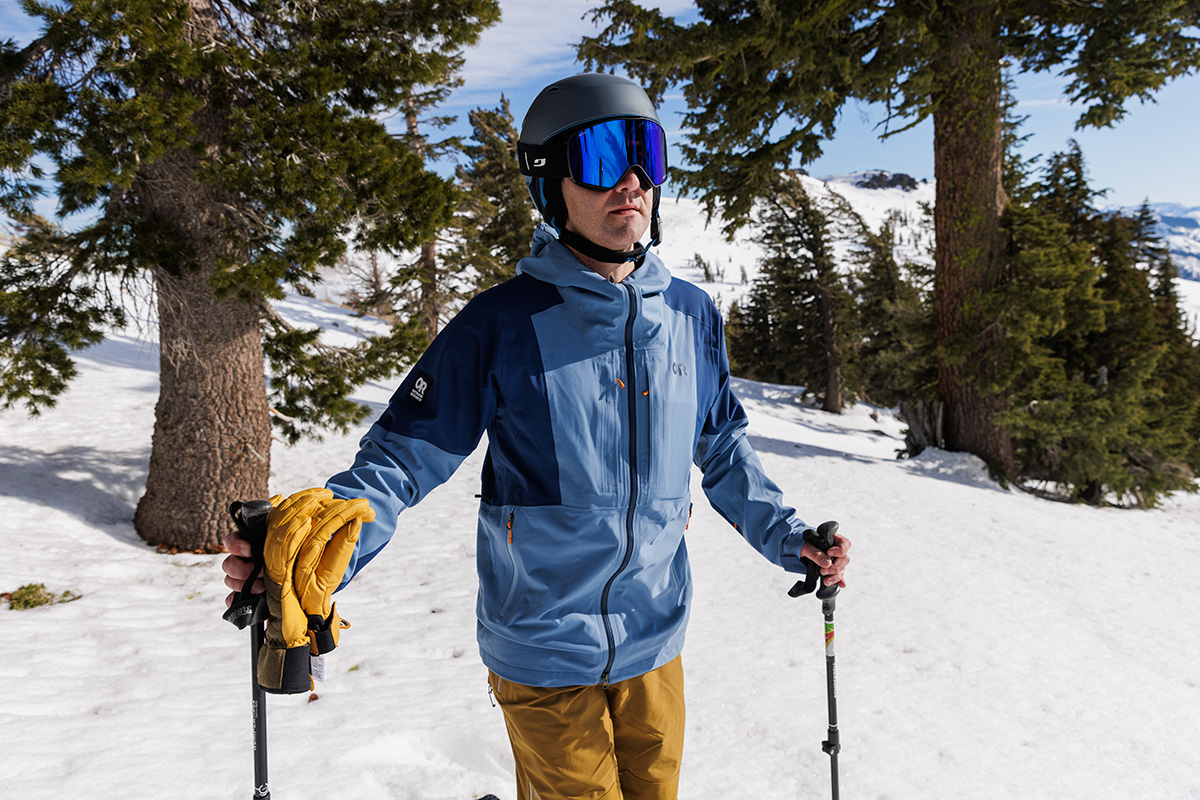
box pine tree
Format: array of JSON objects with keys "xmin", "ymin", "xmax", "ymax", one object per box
[
  {"xmin": 447, "ymin": 96, "xmax": 538, "ymax": 293},
  {"xmin": 1093, "ymin": 209, "xmax": 1200, "ymax": 505},
  {"xmin": 394, "ymin": 52, "xmax": 480, "ymax": 338},
  {"xmin": 1081, "ymin": 212, "xmax": 1173, "ymax": 505},
  {"xmin": 578, "ymin": 0, "xmax": 1200, "ymax": 479},
  {"xmin": 1146, "ymin": 234, "xmax": 1200, "ymax": 496},
  {"xmin": 994, "ymin": 206, "xmax": 1108, "ymax": 498},
  {"xmin": 1001, "ymin": 148, "xmax": 1200, "ymax": 506},
  {"xmin": 726, "ymin": 172, "xmax": 859, "ymax": 412},
  {"xmin": 996, "ymin": 138, "xmax": 1111, "ymax": 499},
  {"xmin": 851, "ymin": 211, "xmax": 933, "ymax": 410},
  {"xmin": 0, "ymin": 0, "xmax": 500, "ymax": 550}
]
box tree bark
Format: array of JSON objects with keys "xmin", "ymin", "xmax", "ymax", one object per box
[
  {"xmin": 132, "ymin": 0, "xmax": 271, "ymax": 551},
  {"xmin": 135, "ymin": 263, "xmax": 272, "ymax": 551},
  {"xmin": 407, "ymin": 101, "xmax": 441, "ymax": 338},
  {"xmin": 817, "ymin": 285, "xmax": 843, "ymax": 414},
  {"xmin": 417, "ymin": 238, "xmax": 439, "ymax": 337},
  {"xmin": 931, "ymin": 0, "xmax": 1015, "ymax": 478}
]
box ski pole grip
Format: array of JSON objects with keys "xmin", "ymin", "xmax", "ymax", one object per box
[
  {"xmin": 229, "ymin": 499, "xmax": 273, "ymax": 563},
  {"xmin": 787, "ymin": 520, "xmax": 840, "ymax": 599},
  {"xmin": 810, "ymin": 520, "xmax": 841, "ymax": 601},
  {"xmin": 223, "ymin": 499, "xmax": 274, "ymax": 630},
  {"xmin": 808, "ymin": 520, "xmax": 839, "ymax": 553}
]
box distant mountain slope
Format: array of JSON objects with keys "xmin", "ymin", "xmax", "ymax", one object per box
[
  {"xmin": 1148, "ymin": 203, "xmax": 1200, "ymax": 281},
  {"xmin": 655, "ymin": 171, "xmax": 1200, "ymax": 327}
]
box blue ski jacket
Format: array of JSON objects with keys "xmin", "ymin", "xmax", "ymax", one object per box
[{"xmin": 326, "ymin": 224, "xmax": 809, "ymax": 687}]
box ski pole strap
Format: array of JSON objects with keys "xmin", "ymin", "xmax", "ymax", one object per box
[
  {"xmin": 305, "ymin": 608, "xmax": 350, "ymax": 655},
  {"xmin": 223, "ymin": 499, "xmax": 273, "ymax": 630}
]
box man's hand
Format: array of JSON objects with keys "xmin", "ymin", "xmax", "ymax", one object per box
[
  {"xmin": 222, "ymin": 530, "xmax": 262, "ymax": 607},
  {"xmin": 798, "ymin": 533, "xmax": 851, "ymax": 589}
]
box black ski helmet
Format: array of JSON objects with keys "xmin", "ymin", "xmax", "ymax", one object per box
[{"xmin": 518, "ymin": 73, "xmax": 665, "ymax": 261}]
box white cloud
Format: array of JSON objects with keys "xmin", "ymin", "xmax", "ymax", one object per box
[{"xmin": 456, "ymin": 0, "xmax": 602, "ymax": 96}]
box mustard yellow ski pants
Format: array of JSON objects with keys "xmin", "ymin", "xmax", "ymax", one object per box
[{"xmin": 488, "ymin": 656, "xmax": 685, "ymax": 800}]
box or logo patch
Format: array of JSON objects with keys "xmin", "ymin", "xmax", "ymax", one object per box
[{"xmin": 408, "ymin": 371, "xmax": 433, "ymax": 406}]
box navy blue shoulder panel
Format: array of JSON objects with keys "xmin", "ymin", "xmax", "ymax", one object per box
[
  {"xmin": 478, "ymin": 274, "xmax": 564, "ymax": 506},
  {"xmin": 478, "ymin": 271, "xmax": 566, "ymax": 321},
  {"xmin": 662, "ymin": 275, "xmax": 719, "ymax": 324},
  {"xmin": 450, "ymin": 271, "xmax": 565, "ymax": 334},
  {"xmin": 381, "ymin": 273, "xmax": 563, "ymax": 458}
]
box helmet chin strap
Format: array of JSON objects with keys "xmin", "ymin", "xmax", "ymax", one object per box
[{"xmin": 558, "ymin": 226, "xmax": 651, "ymax": 265}]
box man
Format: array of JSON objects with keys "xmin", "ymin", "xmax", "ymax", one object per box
[{"xmin": 223, "ymin": 73, "xmax": 851, "ymax": 800}]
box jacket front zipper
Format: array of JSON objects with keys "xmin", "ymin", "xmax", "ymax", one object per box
[{"xmin": 600, "ymin": 282, "xmax": 640, "ymax": 686}]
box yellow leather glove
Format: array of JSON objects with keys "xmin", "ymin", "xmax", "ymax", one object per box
[
  {"xmin": 257, "ymin": 488, "xmax": 332, "ymax": 694},
  {"xmin": 294, "ymin": 497, "xmax": 373, "ymax": 655}
]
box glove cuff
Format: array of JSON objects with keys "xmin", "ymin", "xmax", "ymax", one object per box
[{"xmin": 257, "ymin": 643, "xmax": 312, "ymax": 695}]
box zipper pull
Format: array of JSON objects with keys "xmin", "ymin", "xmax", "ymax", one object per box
[{"xmin": 507, "ymin": 511, "xmax": 514, "ymax": 544}]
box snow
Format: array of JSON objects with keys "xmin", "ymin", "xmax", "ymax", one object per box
[{"xmin": 4, "ymin": 196, "xmax": 1200, "ymax": 799}]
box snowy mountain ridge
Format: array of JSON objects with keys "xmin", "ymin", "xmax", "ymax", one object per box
[
  {"xmin": 653, "ymin": 171, "xmax": 1200, "ymax": 327},
  {"xmin": 1148, "ymin": 202, "xmax": 1200, "ymax": 281}
]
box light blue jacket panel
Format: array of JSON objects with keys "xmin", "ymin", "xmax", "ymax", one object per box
[{"xmin": 326, "ymin": 225, "xmax": 809, "ymax": 686}]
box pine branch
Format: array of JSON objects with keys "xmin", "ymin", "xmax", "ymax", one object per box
[{"xmin": 0, "ymin": 37, "xmax": 50, "ymax": 98}]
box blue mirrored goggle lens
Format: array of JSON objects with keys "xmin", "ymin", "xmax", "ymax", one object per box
[{"xmin": 566, "ymin": 119, "xmax": 667, "ymax": 190}]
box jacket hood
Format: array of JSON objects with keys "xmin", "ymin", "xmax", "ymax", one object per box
[{"xmin": 516, "ymin": 224, "xmax": 671, "ymax": 298}]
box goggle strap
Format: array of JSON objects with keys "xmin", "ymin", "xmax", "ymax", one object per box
[{"xmin": 517, "ymin": 141, "xmax": 569, "ymax": 178}]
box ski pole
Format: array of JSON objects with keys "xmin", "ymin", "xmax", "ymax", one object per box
[
  {"xmin": 223, "ymin": 499, "xmax": 275, "ymax": 799},
  {"xmin": 788, "ymin": 520, "xmax": 842, "ymax": 800}
]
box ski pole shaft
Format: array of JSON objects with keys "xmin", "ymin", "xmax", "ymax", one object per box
[
  {"xmin": 822, "ymin": 610, "xmax": 840, "ymax": 800},
  {"xmin": 225, "ymin": 500, "xmax": 275, "ymax": 800},
  {"xmin": 787, "ymin": 520, "xmax": 843, "ymax": 800},
  {"xmin": 251, "ymin": 613, "xmax": 270, "ymax": 799}
]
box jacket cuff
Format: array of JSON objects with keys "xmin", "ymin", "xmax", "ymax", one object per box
[{"xmin": 780, "ymin": 530, "xmax": 809, "ymax": 574}]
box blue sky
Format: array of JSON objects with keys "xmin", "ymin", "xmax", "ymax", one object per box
[
  {"xmin": 441, "ymin": 1, "xmax": 1200, "ymax": 211},
  {"xmin": 4, "ymin": 0, "xmax": 1198, "ymax": 211}
]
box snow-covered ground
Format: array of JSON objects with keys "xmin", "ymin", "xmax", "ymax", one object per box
[
  {"xmin": 5, "ymin": 177, "xmax": 1200, "ymax": 798},
  {"xmin": 4, "ymin": 261, "xmax": 1200, "ymax": 799}
]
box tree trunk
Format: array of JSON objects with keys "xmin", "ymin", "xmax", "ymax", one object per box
[
  {"xmin": 930, "ymin": 0, "xmax": 1015, "ymax": 478},
  {"xmin": 135, "ymin": 263, "xmax": 272, "ymax": 551},
  {"xmin": 418, "ymin": 238, "xmax": 439, "ymax": 337},
  {"xmin": 407, "ymin": 101, "xmax": 440, "ymax": 338},
  {"xmin": 132, "ymin": 0, "xmax": 271, "ymax": 551},
  {"xmin": 818, "ymin": 286, "xmax": 843, "ymax": 414}
]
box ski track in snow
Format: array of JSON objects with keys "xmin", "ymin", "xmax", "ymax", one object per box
[{"xmin": 4, "ymin": 189, "xmax": 1200, "ymax": 799}]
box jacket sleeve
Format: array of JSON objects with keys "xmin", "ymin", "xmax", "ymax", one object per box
[
  {"xmin": 325, "ymin": 298, "xmax": 501, "ymax": 588},
  {"xmin": 692, "ymin": 311, "xmax": 809, "ymax": 575}
]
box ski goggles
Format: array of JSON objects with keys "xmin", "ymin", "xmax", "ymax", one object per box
[{"xmin": 518, "ymin": 118, "xmax": 668, "ymax": 190}]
